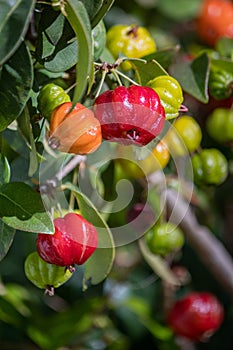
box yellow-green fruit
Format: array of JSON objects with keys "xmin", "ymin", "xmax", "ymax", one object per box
[
  {"xmin": 164, "ymin": 116, "xmax": 202, "ymax": 157},
  {"xmin": 191, "ymin": 148, "xmax": 228, "ymax": 186},
  {"xmin": 147, "ymin": 75, "xmax": 183, "ymax": 120},
  {"xmin": 145, "ymin": 222, "xmax": 184, "ymax": 256},
  {"xmin": 117, "ymin": 140, "xmax": 170, "ymax": 179},
  {"xmin": 206, "ymin": 108, "xmax": 233, "ymax": 143},
  {"xmin": 24, "ymin": 252, "xmax": 73, "ymax": 295},
  {"xmin": 174, "ymin": 116, "xmax": 202, "ymax": 152},
  {"xmin": 163, "ymin": 128, "xmax": 187, "ymax": 157},
  {"xmin": 106, "ymin": 24, "xmax": 156, "ymax": 71}
]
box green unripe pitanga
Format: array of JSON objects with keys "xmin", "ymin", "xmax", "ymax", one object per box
[
  {"xmin": 145, "ymin": 222, "xmax": 184, "ymax": 256},
  {"xmin": 37, "ymin": 83, "xmax": 71, "ymax": 120}
]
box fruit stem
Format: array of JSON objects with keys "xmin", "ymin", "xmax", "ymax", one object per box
[
  {"xmin": 40, "ymin": 155, "xmax": 86, "ymax": 194},
  {"xmin": 94, "ymin": 60, "xmax": 140, "ymax": 87},
  {"xmin": 65, "ymin": 82, "xmax": 77, "ymax": 94},
  {"xmin": 48, "ymin": 136, "xmax": 60, "ymax": 150},
  {"xmin": 45, "ymin": 285, "xmax": 55, "ymax": 296},
  {"xmin": 69, "ymin": 166, "xmax": 79, "ymax": 210},
  {"xmin": 126, "ymin": 25, "xmax": 139, "ymax": 38},
  {"xmin": 113, "ymin": 69, "xmax": 140, "ymax": 86},
  {"xmin": 66, "ymin": 265, "xmax": 76, "ymax": 273},
  {"xmin": 179, "ymin": 104, "xmax": 189, "ymax": 113},
  {"xmin": 95, "ymin": 70, "xmax": 107, "ymax": 98},
  {"xmin": 111, "ymin": 70, "xmax": 123, "ymax": 86},
  {"xmin": 37, "ymin": 1, "xmax": 53, "ymax": 5},
  {"xmin": 56, "ymin": 202, "xmax": 64, "ymax": 217}
]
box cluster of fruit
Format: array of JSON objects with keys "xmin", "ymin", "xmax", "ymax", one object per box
[
  {"xmin": 27, "ymin": 22, "xmax": 177, "ymax": 295},
  {"xmin": 37, "ymin": 20, "xmax": 186, "ymax": 152},
  {"xmin": 166, "ymin": 114, "xmax": 229, "ymax": 187},
  {"xmin": 23, "ymin": 10, "xmax": 230, "ymax": 342},
  {"xmin": 116, "ymin": 111, "xmax": 229, "ymax": 187},
  {"xmin": 25, "ymin": 212, "xmax": 98, "ymax": 296},
  {"xmin": 38, "ymin": 78, "xmax": 182, "ymax": 152}
]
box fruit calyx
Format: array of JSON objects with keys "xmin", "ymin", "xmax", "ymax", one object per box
[
  {"xmin": 126, "ymin": 25, "xmax": 139, "ymax": 38},
  {"xmin": 125, "ymin": 128, "xmax": 140, "ymax": 141},
  {"xmin": 45, "ymin": 285, "xmax": 55, "ymax": 297},
  {"xmin": 66, "ymin": 264, "xmax": 76, "ymax": 273},
  {"xmin": 48, "ymin": 136, "xmax": 61, "ymax": 150}
]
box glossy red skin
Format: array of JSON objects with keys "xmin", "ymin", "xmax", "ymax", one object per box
[
  {"xmin": 167, "ymin": 292, "xmax": 224, "ymax": 341},
  {"xmin": 36, "ymin": 213, "xmax": 98, "ymax": 267},
  {"xmin": 94, "ymin": 85, "xmax": 165, "ymax": 146}
]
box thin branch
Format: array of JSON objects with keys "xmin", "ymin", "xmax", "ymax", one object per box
[
  {"xmin": 113, "ymin": 69, "xmax": 140, "ymax": 86},
  {"xmin": 40, "ymin": 155, "xmax": 86, "ymax": 194},
  {"xmin": 166, "ymin": 189, "xmax": 233, "ymax": 298},
  {"xmin": 55, "ymin": 155, "xmax": 86, "ymax": 182}
]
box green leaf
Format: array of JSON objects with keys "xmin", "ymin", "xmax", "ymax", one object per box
[
  {"xmin": 0, "ymin": 182, "xmax": 54, "ymax": 233},
  {"xmin": 27, "ymin": 298, "xmax": 103, "ymax": 349},
  {"xmin": 131, "ymin": 59, "xmax": 168, "ymax": 86},
  {"xmin": 138, "ymin": 238, "xmax": 180, "ymax": 286},
  {"xmin": 142, "ymin": 317, "xmax": 173, "ymax": 341},
  {"xmin": 2, "ymin": 128, "xmax": 29, "ymax": 159},
  {"xmin": 0, "ymin": 0, "xmax": 36, "ymax": 65},
  {"xmin": 100, "ymin": 47, "xmax": 115, "ymax": 63},
  {"xmin": 0, "ymin": 221, "xmax": 15, "ymax": 261},
  {"xmin": 210, "ymin": 58, "xmax": 233, "ymax": 74},
  {"xmin": 1, "ymin": 283, "xmax": 31, "ymax": 317},
  {"xmin": 79, "ymin": 0, "xmax": 103, "ymax": 23},
  {"xmin": 36, "ymin": 9, "xmax": 78, "ymax": 73},
  {"xmin": 63, "ymin": 182, "xmax": 115, "ymax": 288},
  {"xmin": 0, "ymin": 155, "xmax": 10, "ymax": 186},
  {"xmin": 17, "ymin": 107, "xmax": 38, "ymax": 177},
  {"xmin": 170, "ymin": 53, "xmax": 210, "ymax": 103},
  {"xmin": 123, "ymin": 297, "xmax": 173, "ymax": 340},
  {"xmin": 78, "ymin": 0, "xmax": 115, "ymax": 28},
  {"xmin": 91, "ymin": 0, "xmax": 115, "ymax": 28},
  {"xmin": 157, "ymin": 0, "xmax": 201, "ymax": 20},
  {"xmin": 45, "ymin": 40, "xmax": 78, "ymax": 73},
  {"xmin": 65, "ymin": 0, "xmax": 93, "ymax": 103},
  {"xmin": 143, "ymin": 48, "xmax": 179, "ymax": 70},
  {"xmin": 92, "ymin": 20, "xmax": 106, "ymax": 61},
  {"xmin": 0, "ymin": 42, "xmax": 33, "ymax": 132},
  {"xmin": 216, "ymin": 37, "xmax": 233, "ymax": 59}
]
